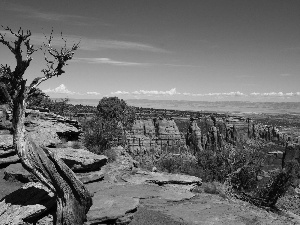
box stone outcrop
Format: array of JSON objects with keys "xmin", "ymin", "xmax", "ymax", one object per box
[
  {"xmin": 4, "ymin": 146, "xmax": 109, "ymax": 183},
  {"xmin": 0, "ymin": 155, "xmax": 20, "ymax": 165},
  {"xmin": 0, "ymin": 182, "xmax": 55, "ymax": 224},
  {"xmin": 48, "ymin": 147, "xmax": 107, "ymax": 172},
  {"xmin": 4, "ymin": 163, "xmax": 37, "ymax": 183},
  {"xmin": 0, "ymin": 134, "xmax": 13, "ymax": 151},
  {"xmin": 126, "ymin": 118, "xmax": 186, "ymax": 155},
  {"xmin": 2, "ymin": 144, "xmax": 299, "ymax": 225},
  {"xmin": 0, "ymin": 108, "xmax": 83, "ymax": 167},
  {"xmin": 186, "ymin": 118, "xmax": 203, "ymax": 154},
  {"xmin": 25, "ymin": 109, "xmax": 82, "ymax": 147},
  {"xmin": 121, "ymin": 170, "xmax": 202, "ymax": 187}
]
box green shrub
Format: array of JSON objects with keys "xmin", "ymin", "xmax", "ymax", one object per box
[
  {"xmin": 71, "ymin": 141, "xmax": 82, "ymax": 149},
  {"xmin": 103, "ymin": 148, "xmax": 117, "ymax": 163}
]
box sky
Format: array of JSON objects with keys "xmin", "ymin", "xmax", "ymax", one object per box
[{"xmin": 1, "ymin": 0, "xmax": 300, "ymax": 102}]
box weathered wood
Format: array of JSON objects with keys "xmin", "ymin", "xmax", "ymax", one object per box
[
  {"xmin": 13, "ymin": 97, "xmax": 92, "ymax": 225},
  {"xmin": 1, "ymin": 27, "xmax": 91, "ymax": 224}
]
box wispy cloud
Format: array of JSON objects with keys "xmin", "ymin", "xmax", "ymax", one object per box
[
  {"xmin": 72, "ymin": 57, "xmax": 149, "ymax": 66},
  {"xmin": 112, "ymin": 89, "xmax": 245, "ymax": 97},
  {"xmin": 250, "ymin": 92, "xmax": 300, "ymax": 97},
  {"xmin": 43, "ymin": 84, "xmax": 102, "ymax": 96},
  {"xmin": 43, "ymin": 84, "xmax": 77, "ymax": 95},
  {"xmin": 87, "ymin": 91, "xmax": 101, "ymax": 95},
  {"xmin": 182, "ymin": 91, "xmax": 245, "ymax": 97},
  {"xmin": 112, "ymin": 88, "xmax": 179, "ymax": 96},
  {"xmin": 3, "ymin": 3, "xmax": 107, "ymax": 26},
  {"xmin": 0, "ymin": 29, "xmax": 168, "ymax": 53},
  {"xmin": 78, "ymin": 38, "xmax": 169, "ymax": 53},
  {"xmin": 72, "ymin": 57, "xmax": 202, "ymax": 67}
]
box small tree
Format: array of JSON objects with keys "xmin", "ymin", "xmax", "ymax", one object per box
[
  {"xmin": 83, "ymin": 117, "xmax": 124, "ymax": 153},
  {"xmin": 96, "ymin": 96, "xmax": 136, "ymax": 130},
  {"xmin": 0, "ymin": 27, "xmax": 92, "ymax": 224}
]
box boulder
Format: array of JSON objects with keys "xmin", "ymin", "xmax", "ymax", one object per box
[
  {"xmin": 85, "ymin": 194, "xmax": 139, "ymax": 225},
  {"xmin": 98, "ymin": 146, "xmax": 139, "ymax": 182},
  {"xmin": 121, "ymin": 169, "xmax": 202, "ymax": 186},
  {"xmin": 0, "ymin": 182, "xmax": 55, "ymax": 224},
  {"xmin": 4, "ymin": 163, "xmax": 37, "ymax": 183},
  {"xmin": 0, "ymin": 154, "xmax": 20, "ymax": 165},
  {"xmin": 4, "ymin": 163, "xmax": 105, "ymax": 184},
  {"xmin": 0, "ymin": 134, "xmax": 13, "ymax": 151},
  {"xmin": 76, "ymin": 171, "xmax": 105, "ymax": 184},
  {"xmin": 85, "ymin": 182, "xmax": 196, "ymax": 224},
  {"xmin": 0, "ymin": 148, "xmax": 15, "ymax": 157},
  {"xmin": 49, "ymin": 147, "xmax": 107, "ymax": 172}
]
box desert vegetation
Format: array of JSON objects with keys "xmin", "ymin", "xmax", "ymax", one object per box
[{"xmin": 80, "ymin": 97, "xmax": 300, "ymax": 211}]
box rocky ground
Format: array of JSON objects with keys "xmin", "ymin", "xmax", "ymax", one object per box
[
  {"xmin": 1, "ymin": 146, "xmax": 300, "ymax": 225},
  {"xmin": 1, "ymin": 107, "xmax": 300, "ymax": 224}
]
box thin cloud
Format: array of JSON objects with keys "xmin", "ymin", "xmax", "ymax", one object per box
[
  {"xmin": 250, "ymin": 92, "xmax": 300, "ymax": 97},
  {"xmin": 78, "ymin": 38, "xmax": 169, "ymax": 53},
  {"xmin": 43, "ymin": 84, "xmax": 77, "ymax": 95},
  {"xmin": 111, "ymin": 91, "xmax": 130, "ymax": 95},
  {"xmin": 72, "ymin": 57, "xmax": 203, "ymax": 67},
  {"xmin": 183, "ymin": 91, "xmax": 245, "ymax": 97},
  {"xmin": 113, "ymin": 88, "xmax": 179, "ymax": 96},
  {"xmin": 0, "ymin": 30, "xmax": 168, "ymax": 53},
  {"xmin": 72, "ymin": 57, "xmax": 149, "ymax": 66},
  {"xmin": 87, "ymin": 91, "xmax": 101, "ymax": 95},
  {"xmin": 3, "ymin": 3, "xmax": 107, "ymax": 26},
  {"xmin": 112, "ymin": 89, "xmax": 245, "ymax": 97}
]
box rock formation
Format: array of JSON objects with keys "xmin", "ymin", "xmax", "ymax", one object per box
[
  {"xmin": 126, "ymin": 118, "xmax": 186, "ymax": 155},
  {"xmin": 186, "ymin": 118, "xmax": 203, "ymax": 154},
  {"xmin": 0, "ymin": 108, "xmax": 82, "ymax": 167}
]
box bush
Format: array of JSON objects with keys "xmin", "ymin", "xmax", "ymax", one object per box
[
  {"xmin": 83, "ymin": 117, "xmax": 124, "ymax": 154},
  {"xmin": 103, "ymin": 148, "xmax": 117, "ymax": 163},
  {"xmin": 71, "ymin": 141, "xmax": 82, "ymax": 149},
  {"xmin": 196, "ymin": 142, "xmax": 265, "ymax": 183}
]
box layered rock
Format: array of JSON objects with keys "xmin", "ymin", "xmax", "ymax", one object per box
[
  {"xmin": 155, "ymin": 118, "xmax": 185, "ymax": 147},
  {"xmin": 0, "ymin": 108, "xmax": 83, "ymax": 166},
  {"xmin": 4, "ymin": 147, "xmax": 108, "ymax": 183},
  {"xmin": 25, "ymin": 108, "xmax": 82, "ymax": 147},
  {"xmin": 127, "ymin": 118, "xmax": 186, "ymax": 155},
  {"xmin": 186, "ymin": 118, "xmax": 203, "ymax": 153},
  {"xmin": 0, "ymin": 182, "xmax": 55, "ymax": 224},
  {"xmin": 49, "ymin": 147, "xmax": 107, "ymax": 172}
]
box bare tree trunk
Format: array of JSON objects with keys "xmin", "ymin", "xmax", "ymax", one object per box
[{"xmin": 12, "ymin": 96, "xmax": 92, "ymax": 225}]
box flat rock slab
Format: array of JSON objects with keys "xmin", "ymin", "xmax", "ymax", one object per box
[
  {"xmin": 0, "ymin": 148, "xmax": 15, "ymax": 157},
  {"xmin": 76, "ymin": 171, "xmax": 105, "ymax": 184},
  {"xmin": 0, "ymin": 134, "xmax": 13, "ymax": 150},
  {"xmin": 137, "ymin": 194, "xmax": 299, "ymax": 225},
  {"xmin": 49, "ymin": 148, "xmax": 108, "ymax": 172},
  {"xmin": 87, "ymin": 182, "xmax": 196, "ymax": 202},
  {"xmin": 85, "ymin": 194, "xmax": 139, "ymax": 224},
  {"xmin": 4, "ymin": 163, "xmax": 105, "ymax": 184},
  {"xmin": 0, "ymin": 182, "xmax": 55, "ymax": 225},
  {"xmin": 4, "ymin": 163, "xmax": 37, "ymax": 183},
  {"xmin": 0, "ymin": 154, "xmax": 20, "ymax": 165},
  {"xmin": 122, "ymin": 170, "xmax": 202, "ymax": 186}
]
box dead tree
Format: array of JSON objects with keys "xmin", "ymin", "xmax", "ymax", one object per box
[{"xmin": 0, "ymin": 27, "xmax": 92, "ymax": 224}]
